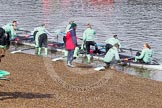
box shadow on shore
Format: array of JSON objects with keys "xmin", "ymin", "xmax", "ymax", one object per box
[{"xmin": 0, "ymin": 92, "xmax": 54, "ymax": 100}]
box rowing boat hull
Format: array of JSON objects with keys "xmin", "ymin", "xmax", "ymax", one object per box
[
  {"xmin": 12, "ymin": 38, "xmax": 162, "ymax": 70},
  {"xmin": 129, "ymin": 63, "xmax": 162, "ymax": 70},
  {"xmin": 92, "ymin": 55, "xmax": 162, "ymax": 70}
]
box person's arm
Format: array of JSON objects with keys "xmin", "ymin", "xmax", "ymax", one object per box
[
  {"xmin": 115, "ymin": 49, "xmax": 120, "ymax": 61},
  {"xmin": 135, "ymin": 49, "xmax": 145, "ymax": 61},
  {"xmin": 117, "ymin": 39, "xmax": 121, "ymax": 48},
  {"xmin": 105, "ymin": 38, "xmax": 109, "ymax": 44},
  {"xmin": 16, "ymin": 27, "xmax": 31, "ymax": 33},
  {"xmin": 83, "ymin": 30, "xmax": 87, "ymax": 42},
  {"xmin": 65, "ymin": 24, "xmax": 71, "ymax": 33},
  {"xmin": 45, "ymin": 29, "xmax": 53, "ymax": 37},
  {"xmin": 81, "ymin": 30, "xmax": 87, "ymax": 50},
  {"xmin": 93, "ymin": 29, "xmax": 96, "ymax": 35},
  {"xmin": 16, "ymin": 27, "xmax": 24, "ymax": 31},
  {"xmin": 151, "ymin": 50, "xmax": 154, "ymax": 57},
  {"xmin": 10, "ymin": 26, "xmax": 17, "ymax": 40},
  {"xmin": 35, "ymin": 33, "xmax": 39, "ymax": 47}
]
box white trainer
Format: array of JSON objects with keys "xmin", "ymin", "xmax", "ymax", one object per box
[{"xmin": 67, "ymin": 62, "xmax": 75, "ymax": 68}]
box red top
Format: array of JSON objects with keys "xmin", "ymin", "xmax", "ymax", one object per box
[{"xmin": 66, "ymin": 30, "xmax": 77, "ymax": 50}]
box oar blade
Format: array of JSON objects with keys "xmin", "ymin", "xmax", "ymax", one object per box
[
  {"xmin": 10, "ymin": 50, "xmax": 22, "ymax": 54},
  {"xmin": 94, "ymin": 66, "xmax": 105, "ymax": 71},
  {"xmin": 52, "ymin": 57, "xmax": 65, "ymax": 61},
  {"xmin": 0, "ymin": 70, "xmax": 10, "ymax": 80}
]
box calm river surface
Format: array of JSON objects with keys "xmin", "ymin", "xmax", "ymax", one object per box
[{"xmin": 0, "ymin": 0, "xmax": 162, "ymax": 81}]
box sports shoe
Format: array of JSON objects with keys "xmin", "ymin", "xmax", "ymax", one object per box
[
  {"xmin": 67, "ymin": 64, "xmax": 75, "ymax": 68},
  {"xmin": 67, "ymin": 62, "xmax": 75, "ymax": 68}
]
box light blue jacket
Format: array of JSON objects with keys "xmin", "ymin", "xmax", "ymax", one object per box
[
  {"xmin": 2, "ymin": 23, "xmax": 24, "ymax": 40},
  {"xmin": 83, "ymin": 28, "xmax": 96, "ymax": 41},
  {"xmin": 105, "ymin": 37, "xmax": 121, "ymax": 48},
  {"xmin": 65, "ymin": 24, "xmax": 71, "ymax": 33},
  {"xmin": 35, "ymin": 26, "xmax": 46, "ymax": 47},
  {"xmin": 135, "ymin": 48, "xmax": 153, "ymax": 63},
  {"xmin": 104, "ymin": 46, "xmax": 120, "ymax": 63},
  {"xmin": 2, "ymin": 23, "xmax": 16, "ymax": 39}
]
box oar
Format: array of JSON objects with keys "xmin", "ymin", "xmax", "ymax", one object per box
[
  {"xmin": 77, "ymin": 37, "xmax": 83, "ymax": 40},
  {"xmin": 121, "ymin": 57, "xmax": 135, "ymax": 62},
  {"xmin": 17, "ymin": 29, "xmax": 31, "ymax": 33},
  {"xmin": 11, "ymin": 47, "xmax": 35, "ymax": 54},
  {"xmin": 0, "ymin": 70, "xmax": 10, "ymax": 81},
  {"xmin": 17, "ymin": 34, "xmax": 33, "ymax": 39},
  {"xmin": 121, "ymin": 48, "xmax": 141, "ymax": 52}
]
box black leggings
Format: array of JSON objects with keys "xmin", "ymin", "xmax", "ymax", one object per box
[
  {"xmin": 0, "ymin": 28, "xmax": 5, "ymax": 37},
  {"xmin": 63, "ymin": 36, "xmax": 66, "ymax": 45},
  {"xmin": 38, "ymin": 33, "xmax": 47, "ymax": 48},
  {"xmin": 86, "ymin": 41, "xmax": 99, "ymax": 54},
  {"xmin": 0, "ymin": 28, "xmax": 7, "ymax": 46},
  {"xmin": 6, "ymin": 33, "xmax": 11, "ymax": 48},
  {"xmin": 105, "ymin": 44, "xmax": 113, "ymax": 53}
]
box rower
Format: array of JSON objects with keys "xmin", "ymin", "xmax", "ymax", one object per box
[
  {"xmin": 35, "ymin": 24, "xmax": 52, "ymax": 56},
  {"xmin": 1, "ymin": 20, "xmax": 18, "ymax": 49},
  {"xmin": 82, "ymin": 23, "xmax": 100, "ymax": 63},
  {"xmin": 105, "ymin": 35, "xmax": 121, "ymax": 53},
  {"xmin": 135, "ymin": 43, "xmax": 153, "ymax": 64},
  {"xmin": 0, "ymin": 28, "xmax": 7, "ymax": 62},
  {"xmin": 0, "ymin": 28, "xmax": 6, "ymax": 47},
  {"xmin": 1, "ymin": 20, "xmax": 27, "ymax": 49},
  {"xmin": 104, "ymin": 43, "xmax": 121, "ymax": 69}
]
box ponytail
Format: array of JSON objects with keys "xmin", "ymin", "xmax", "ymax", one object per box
[{"xmin": 145, "ymin": 43, "xmax": 151, "ymax": 49}]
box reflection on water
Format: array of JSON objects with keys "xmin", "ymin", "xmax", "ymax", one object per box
[
  {"xmin": 122, "ymin": 66, "xmax": 162, "ymax": 82},
  {"xmin": 1, "ymin": 0, "xmax": 162, "ymax": 81}
]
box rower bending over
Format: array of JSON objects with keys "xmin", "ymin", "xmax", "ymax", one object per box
[
  {"xmin": 0, "ymin": 28, "xmax": 7, "ymax": 62},
  {"xmin": 105, "ymin": 35, "xmax": 121, "ymax": 53},
  {"xmin": 82, "ymin": 23, "xmax": 100, "ymax": 63},
  {"xmin": 135, "ymin": 43, "xmax": 153, "ymax": 64},
  {"xmin": 0, "ymin": 21, "xmax": 22, "ymax": 61},
  {"xmin": 1, "ymin": 21, "xmax": 20, "ymax": 49},
  {"xmin": 0, "ymin": 29, "xmax": 10, "ymax": 79},
  {"xmin": 104, "ymin": 43, "xmax": 121, "ymax": 69},
  {"xmin": 31, "ymin": 24, "xmax": 52, "ymax": 56},
  {"xmin": 35, "ymin": 24, "xmax": 52, "ymax": 56}
]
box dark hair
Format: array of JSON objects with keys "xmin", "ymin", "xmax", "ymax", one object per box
[
  {"xmin": 145, "ymin": 43, "xmax": 151, "ymax": 49},
  {"xmin": 114, "ymin": 43, "xmax": 119, "ymax": 48},
  {"xmin": 87, "ymin": 23, "xmax": 92, "ymax": 28},
  {"xmin": 12, "ymin": 20, "xmax": 17, "ymax": 23},
  {"xmin": 113, "ymin": 35, "xmax": 118, "ymax": 38},
  {"xmin": 41, "ymin": 24, "xmax": 45, "ymax": 26}
]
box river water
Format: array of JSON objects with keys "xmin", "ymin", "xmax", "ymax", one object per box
[{"xmin": 0, "ymin": 0, "xmax": 162, "ymax": 81}]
